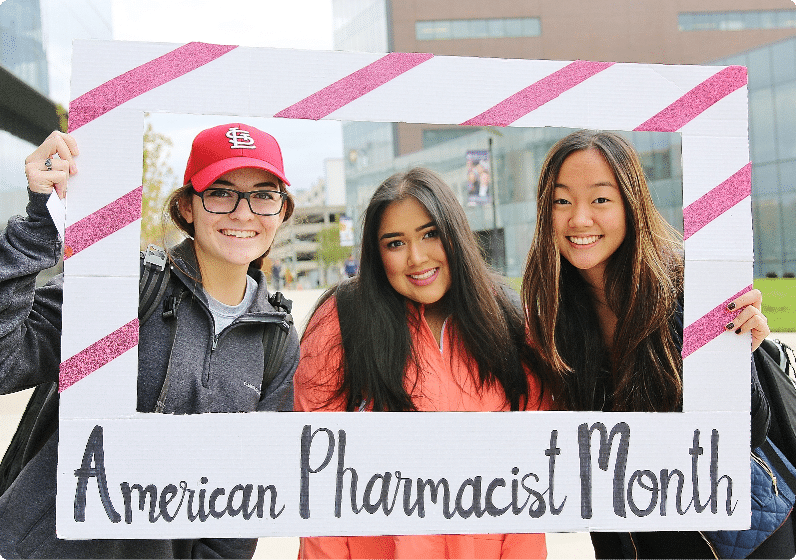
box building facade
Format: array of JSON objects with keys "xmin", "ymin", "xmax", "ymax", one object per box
[
  {"xmin": 0, "ymin": 0, "xmax": 112, "ymax": 227},
  {"xmin": 1, "ymin": 0, "xmax": 52, "ymax": 225},
  {"xmin": 333, "ymin": 0, "xmax": 796, "ymax": 277},
  {"xmin": 271, "ymin": 159, "xmax": 348, "ymax": 288},
  {"xmin": 713, "ymin": 37, "xmax": 796, "ymax": 277}
]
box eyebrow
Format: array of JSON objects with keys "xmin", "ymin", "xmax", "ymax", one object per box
[
  {"xmin": 212, "ymin": 179, "xmax": 279, "ymax": 189},
  {"xmin": 379, "ymin": 221, "xmax": 435, "ymax": 241},
  {"xmin": 554, "ymin": 181, "xmax": 617, "ymax": 190}
]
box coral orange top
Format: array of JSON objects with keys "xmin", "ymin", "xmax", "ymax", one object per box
[{"xmin": 294, "ymin": 298, "xmax": 549, "ymax": 559}]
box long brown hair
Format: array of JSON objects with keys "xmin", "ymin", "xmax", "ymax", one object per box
[
  {"xmin": 304, "ymin": 167, "xmax": 546, "ymax": 412},
  {"xmin": 165, "ymin": 179, "xmax": 294, "ymax": 270},
  {"xmin": 522, "ymin": 130, "xmax": 683, "ymax": 412}
]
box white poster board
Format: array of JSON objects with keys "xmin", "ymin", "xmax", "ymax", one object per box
[{"xmin": 57, "ymin": 40, "xmax": 753, "ymax": 538}]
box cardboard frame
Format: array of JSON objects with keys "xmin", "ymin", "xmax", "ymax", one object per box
[{"xmin": 57, "ymin": 40, "xmax": 753, "ymax": 538}]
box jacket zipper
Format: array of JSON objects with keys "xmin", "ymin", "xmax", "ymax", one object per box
[
  {"xmin": 753, "ymin": 450, "xmax": 778, "ymax": 495},
  {"xmin": 210, "ymin": 312, "xmax": 289, "ymax": 353},
  {"xmin": 627, "ymin": 532, "xmax": 638, "ymax": 559},
  {"xmin": 698, "ymin": 532, "xmax": 721, "ymax": 559}
]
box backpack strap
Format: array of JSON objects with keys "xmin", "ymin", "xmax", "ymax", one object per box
[
  {"xmin": 261, "ymin": 291, "xmax": 293, "ymax": 399},
  {"xmin": 139, "ymin": 245, "xmax": 170, "ymax": 324},
  {"xmin": 153, "ymin": 289, "xmax": 187, "ymax": 413}
]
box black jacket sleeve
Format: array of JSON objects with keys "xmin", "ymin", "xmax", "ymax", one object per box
[{"xmin": 0, "ymin": 191, "xmax": 63, "ymax": 394}]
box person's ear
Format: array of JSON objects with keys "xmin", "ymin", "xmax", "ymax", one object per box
[{"xmin": 179, "ymin": 195, "xmax": 194, "ymax": 224}]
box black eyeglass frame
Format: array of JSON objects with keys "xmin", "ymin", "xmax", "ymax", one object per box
[{"xmin": 192, "ymin": 187, "xmax": 287, "ymax": 216}]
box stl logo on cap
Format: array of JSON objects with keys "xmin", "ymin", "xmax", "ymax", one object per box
[
  {"xmin": 184, "ymin": 123, "xmax": 290, "ymax": 191},
  {"xmin": 226, "ymin": 127, "xmax": 257, "ymax": 150}
]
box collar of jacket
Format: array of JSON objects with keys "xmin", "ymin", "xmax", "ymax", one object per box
[{"xmin": 166, "ymin": 238, "xmax": 277, "ymax": 315}]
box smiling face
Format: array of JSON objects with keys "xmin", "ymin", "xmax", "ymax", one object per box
[
  {"xmin": 552, "ymin": 148, "xmax": 627, "ymax": 288},
  {"xmin": 180, "ymin": 167, "xmax": 285, "ymax": 279},
  {"xmin": 377, "ymin": 197, "xmax": 452, "ymax": 309}
]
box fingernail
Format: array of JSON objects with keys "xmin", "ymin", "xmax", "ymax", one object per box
[
  {"xmin": 735, "ymin": 328, "xmax": 742, "ymax": 334},
  {"xmin": 727, "ymin": 302, "xmax": 736, "ymax": 311},
  {"xmin": 726, "ymin": 322, "xmax": 735, "ymax": 330}
]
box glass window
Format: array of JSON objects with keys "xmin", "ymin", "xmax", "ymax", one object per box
[
  {"xmin": 752, "ymin": 162, "xmax": 780, "ymax": 196},
  {"xmin": 782, "ymin": 190, "xmax": 796, "ymax": 262},
  {"xmin": 780, "ymin": 160, "xmax": 796, "ymax": 195},
  {"xmin": 679, "ymin": 9, "xmax": 796, "ymax": 32},
  {"xmin": 470, "ymin": 19, "xmax": 488, "ymax": 38},
  {"xmin": 488, "ymin": 19, "xmax": 505, "ymax": 38},
  {"xmin": 692, "ymin": 13, "xmax": 714, "ymax": 31},
  {"xmin": 415, "ymin": 17, "xmax": 540, "ymax": 41},
  {"xmin": 416, "ymin": 21, "xmax": 435, "ymax": 41},
  {"xmin": 778, "ymin": 10, "xmax": 796, "ymax": 28},
  {"xmin": 753, "ymin": 196, "xmax": 783, "ymax": 264},
  {"xmin": 776, "ymin": 82, "xmax": 796, "ymax": 160},
  {"xmin": 743, "ymin": 11, "xmax": 762, "ymax": 30},
  {"xmin": 505, "ymin": 18, "xmax": 523, "ymax": 37},
  {"xmin": 436, "ymin": 21, "xmax": 452, "ymax": 40},
  {"xmin": 747, "ymin": 48, "xmax": 772, "ymax": 90},
  {"xmin": 750, "ymin": 89, "xmax": 777, "ymax": 163},
  {"xmin": 719, "ymin": 13, "xmax": 745, "ymax": 31},
  {"xmin": 772, "ymin": 40, "xmax": 796, "ymax": 85},
  {"xmin": 678, "ymin": 14, "xmax": 694, "ymax": 31},
  {"xmin": 760, "ymin": 11, "xmax": 777, "ymax": 29},
  {"xmin": 450, "ymin": 19, "xmax": 469, "ymax": 39},
  {"xmin": 523, "ymin": 18, "xmax": 541, "ymax": 36}
]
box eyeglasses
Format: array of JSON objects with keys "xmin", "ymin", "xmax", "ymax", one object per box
[{"xmin": 193, "ymin": 187, "xmax": 287, "ymax": 216}]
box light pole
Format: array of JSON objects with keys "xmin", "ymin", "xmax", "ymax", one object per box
[{"xmin": 487, "ymin": 136, "xmax": 504, "ymax": 274}]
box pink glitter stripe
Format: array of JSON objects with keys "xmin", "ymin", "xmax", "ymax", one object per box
[
  {"xmin": 634, "ymin": 66, "xmax": 747, "ymax": 132},
  {"xmin": 684, "ymin": 163, "xmax": 752, "ymax": 240},
  {"xmin": 274, "ymin": 52, "xmax": 434, "ymax": 120},
  {"xmin": 461, "ymin": 60, "xmax": 615, "ymax": 127},
  {"xmin": 60, "ymin": 319, "xmax": 139, "ymax": 392},
  {"xmin": 682, "ymin": 286, "xmax": 753, "ymax": 359},
  {"xmin": 68, "ymin": 42, "xmax": 238, "ymax": 131},
  {"xmin": 64, "ymin": 186, "xmax": 142, "ymax": 259}
]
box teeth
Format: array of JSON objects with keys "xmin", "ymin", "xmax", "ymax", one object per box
[
  {"xmin": 411, "ymin": 269, "xmax": 436, "ymax": 280},
  {"xmin": 222, "ymin": 230, "xmax": 256, "ymax": 238},
  {"xmin": 569, "ymin": 235, "xmax": 600, "ymax": 245}
]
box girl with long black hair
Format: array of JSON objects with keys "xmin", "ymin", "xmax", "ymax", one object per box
[{"xmin": 294, "ymin": 167, "xmax": 550, "ymax": 559}]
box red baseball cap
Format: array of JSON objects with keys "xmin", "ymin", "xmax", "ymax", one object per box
[{"xmin": 183, "ymin": 123, "xmax": 291, "ymax": 192}]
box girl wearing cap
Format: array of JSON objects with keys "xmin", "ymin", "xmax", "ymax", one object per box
[
  {"xmin": 138, "ymin": 122, "xmax": 299, "ymax": 415},
  {"xmin": 0, "ymin": 125, "xmax": 298, "ymax": 558},
  {"xmin": 294, "ymin": 168, "xmax": 550, "ymax": 559},
  {"xmin": 521, "ymin": 130, "xmax": 773, "ymax": 558}
]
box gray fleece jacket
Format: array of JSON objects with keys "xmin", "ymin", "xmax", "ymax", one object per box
[{"xmin": 0, "ymin": 190, "xmax": 299, "ymax": 558}]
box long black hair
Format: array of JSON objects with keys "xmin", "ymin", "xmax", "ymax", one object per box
[{"xmin": 304, "ymin": 167, "xmax": 546, "ymax": 412}]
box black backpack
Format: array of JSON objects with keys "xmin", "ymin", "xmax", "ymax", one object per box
[
  {"xmin": 754, "ymin": 337, "xmax": 796, "ymax": 466},
  {"xmin": 0, "ymin": 246, "xmax": 293, "ymax": 496}
]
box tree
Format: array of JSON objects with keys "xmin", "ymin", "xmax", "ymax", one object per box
[
  {"xmin": 140, "ymin": 121, "xmax": 176, "ymax": 249},
  {"xmin": 315, "ymin": 225, "xmax": 350, "ymax": 285}
]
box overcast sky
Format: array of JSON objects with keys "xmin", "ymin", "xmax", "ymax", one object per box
[
  {"xmin": 111, "ymin": 0, "xmax": 335, "ymax": 51},
  {"xmin": 110, "ymin": 0, "xmax": 342, "ymax": 192}
]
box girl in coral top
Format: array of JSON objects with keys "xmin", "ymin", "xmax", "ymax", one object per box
[{"xmin": 294, "ymin": 168, "xmax": 551, "ymax": 559}]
